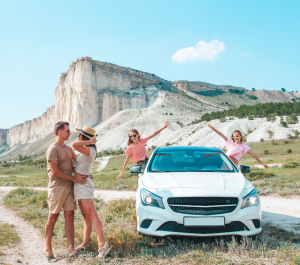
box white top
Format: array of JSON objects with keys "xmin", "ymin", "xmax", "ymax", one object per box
[{"xmin": 75, "ymin": 147, "xmax": 96, "ymax": 175}]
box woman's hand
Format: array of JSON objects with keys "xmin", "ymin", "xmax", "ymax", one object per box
[
  {"xmin": 262, "ymin": 164, "xmax": 269, "ymax": 169},
  {"xmin": 163, "ymin": 120, "xmax": 169, "ymax": 129},
  {"xmin": 207, "ymin": 124, "xmax": 214, "ymax": 130},
  {"xmin": 116, "ymin": 173, "xmax": 123, "ymax": 179},
  {"xmin": 89, "ymin": 136, "xmax": 97, "ymax": 145}
]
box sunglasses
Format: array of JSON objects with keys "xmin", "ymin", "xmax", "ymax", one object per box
[
  {"xmin": 60, "ymin": 129, "xmax": 70, "ymax": 133},
  {"xmin": 129, "ymin": 134, "xmax": 137, "ymax": 138}
]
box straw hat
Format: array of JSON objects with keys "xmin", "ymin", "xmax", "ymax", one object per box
[{"xmin": 75, "ymin": 125, "xmax": 95, "ymax": 139}]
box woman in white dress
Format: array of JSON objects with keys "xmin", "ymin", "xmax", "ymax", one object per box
[{"xmin": 71, "ymin": 125, "xmax": 111, "ymax": 258}]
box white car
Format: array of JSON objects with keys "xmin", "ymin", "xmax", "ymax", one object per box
[{"xmin": 131, "ymin": 146, "xmax": 262, "ymax": 237}]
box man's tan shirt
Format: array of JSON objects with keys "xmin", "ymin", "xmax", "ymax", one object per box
[{"xmin": 46, "ymin": 142, "xmax": 73, "ymax": 188}]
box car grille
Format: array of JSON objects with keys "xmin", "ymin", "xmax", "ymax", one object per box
[
  {"xmin": 157, "ymin": 221, "xmax": 249, "ymax": 234},
  {"xmin": 167, "ymin": 197, "xmax": 238, "ymax": 215}
]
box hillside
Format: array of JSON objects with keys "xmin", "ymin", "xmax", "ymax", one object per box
[{"xmin": 0, "ymin": 57, "xmax": 299, "ymax": 160}]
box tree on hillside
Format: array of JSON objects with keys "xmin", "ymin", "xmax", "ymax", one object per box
[
  {"xmin": 252, "ymin": 88, "xmax": 256, "ymax": 91},
  {"xmin": 286, "ymin": 114, "xmax": 299, "ymax": 124},
  {"xmin": 281, "ymin": 88, "xmax": 286, "ymax": 92}
]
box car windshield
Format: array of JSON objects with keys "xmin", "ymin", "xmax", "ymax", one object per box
[{"xmin": 149, "ymin": 150, "xmax": 237, "ymax": 173}]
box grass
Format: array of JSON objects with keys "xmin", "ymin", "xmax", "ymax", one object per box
[
  {"xmin": 0, "ymin": 150, "xmax": 154, "ymax": 190},
  {"xmin": 0, "ymin": 223, "xmax": 20, "ymax": 247},
  {"xmin": 3, "ymin": 188, "xmax": 300, "ymax": 264},
  {"xmin": 240, "ymin": 138, "xmax": 300, "ymax": 196},
  {"xmin": 1, "ymin": 139, "xmax": 300, "ymax": 196}
]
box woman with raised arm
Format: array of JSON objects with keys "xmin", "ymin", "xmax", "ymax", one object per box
[
  {"xmin": 207, "ymin": 124, "xmax": 268, "ymax": 168},
  {"xmin": 71, "ymin": 126, "xmax": 111, "ymax": 258},
  {"xmin": 117, "ymin": 121, "xmax": 169, "ymax": 179}
]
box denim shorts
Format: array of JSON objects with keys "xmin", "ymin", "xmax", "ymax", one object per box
[{"xmin": 137, "ymin": 157, "xmax": 149, "ymax": 171}]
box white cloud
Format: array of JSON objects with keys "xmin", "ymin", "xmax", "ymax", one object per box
[
  {"xmin": 172, "ymin": 40, "xmax": 225, "ymax": 63},
  {"xmin": 240, "ymin": 52, "xmax": 250, "ymax": 58}
]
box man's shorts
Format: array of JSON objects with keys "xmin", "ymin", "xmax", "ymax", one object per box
[{"xmin": 48, "ymin": 186, "xmax": 76, "ymax": 214}]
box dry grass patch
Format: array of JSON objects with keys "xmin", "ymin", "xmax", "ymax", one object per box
[{"xmin": 0, "ymin": 223, "xmax": 20, "ymax": 247}]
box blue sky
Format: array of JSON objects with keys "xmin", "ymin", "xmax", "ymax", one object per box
[{"xmin": 0, "ymin": 0, "xmax": 299, "ymax": 128}]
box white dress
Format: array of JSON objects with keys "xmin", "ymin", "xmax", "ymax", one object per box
[{"xmin": 74, "ymin": 147, "xmax": 96, "ymax": 201}]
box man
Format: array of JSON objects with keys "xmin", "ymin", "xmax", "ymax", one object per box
[{"xmin": 44, "ymin": 121, "xmax": 88, "ymax": 263}]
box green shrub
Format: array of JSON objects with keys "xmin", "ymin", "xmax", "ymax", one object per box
[
  {"xmin": 229, "ymin": 89, "xmax": 244, "ymax": 94},
  {"xmin": 264, "ymin": 150, "xmax": 269, "ymax": 155},
  {"xmin": 248, "ymin": 95, "xmax": 258, "ymax": 100},
  {"xmin": 283, "ymin": 161, "xmax": 299, "ymax": 168},
  {"xmin": 286, "ymin": 114, "xmax": 298, "ymax": 124},
  {"xmin": 248, "ymin": 115, "xmax": 254, "ymax": 120},
  {"xmin": 260, "ymin": 138, "xmax": 264, "ymax": 142},
  {"xmin": 246, "ymin": 170, "xmax": 275, "ymax": 181},
  {"xmin": 219, "ymin": 117, "xmax": 227, "ymax": 123},
  {"xmin": 266, "ymin": 114, "xmax": 276, "ymax": 122},
  {"xmin": 284, "ymin": 140, "xmax": 289, "ymax": 144},
  {"xmin": 287, "ymin": 149, "xmax": 292, "ymax": 153},
  {"xmin": 293, "ymin": 130, "xmax": 300, "ymax": 139},
  {"xmin": 280, "ymin": 117, "xmax": 288, "ymax": 127}
]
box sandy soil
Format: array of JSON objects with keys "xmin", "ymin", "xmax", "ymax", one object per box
[
  {"xmin": 0, "ymin": 190, "xmax": 68, "ymax": 265},
  {"xmin": 95, "ymin": 156, "xmax": 112, "ymax": 171},
  {"xmin": 0, "ymin": 175, "xmax": 8, "ymax": 178},
  {"xmin": 260, "ymin": 195, "xmax": 300, "ymax": 233}
]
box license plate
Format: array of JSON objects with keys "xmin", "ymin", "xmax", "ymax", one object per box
[{"xmin": 183, "ymin": 217, "xmax": 225, "ymax": 227}]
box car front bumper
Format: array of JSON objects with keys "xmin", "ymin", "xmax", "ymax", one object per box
[{"xmin": 137, "ymin": 197, "xmax": 262, "ymax": 237}]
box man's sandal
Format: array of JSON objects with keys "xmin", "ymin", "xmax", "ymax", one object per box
[
  {"xmin": 98, "ymin": 242, "xmax": 112, "ymax": 258},
  {"xmin": 44, "ymin": 253, "xmax": 58, "ymax": 263}
]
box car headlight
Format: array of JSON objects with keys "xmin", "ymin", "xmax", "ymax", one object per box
[
  {"xmin": 140, "ymin": 189, "xmax": 164, "ymax": 209},
  {"xmin": 241, "ymin": 188, "xmax": 259, "ymax": 209}
]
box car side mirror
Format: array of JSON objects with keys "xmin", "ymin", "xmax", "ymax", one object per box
[
  {"xmin": 130, "ymin": 165, "xmax": 142, "ymax": 173},
  {"xmin": 240, "ymin": 165, "xmax": 251, "ymax": 174}
]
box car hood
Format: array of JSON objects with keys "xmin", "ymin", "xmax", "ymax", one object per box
[{"xmin": 142, "ymin": 172, "xmax": 252, "ymax": 190}]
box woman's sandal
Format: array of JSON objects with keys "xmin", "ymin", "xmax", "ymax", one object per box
[
  {"xmin": 75, "ymin": 241, "xmax": 89, "ymax": 252},
  {"xmin": 97, "ymin": 242, "xmax": 112, "ymax": 258},
  {"xmin": 44, "ymin": 253, "xmax": 58, "ymax": 263}
]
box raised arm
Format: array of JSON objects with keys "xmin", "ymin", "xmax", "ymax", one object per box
[
  {"xmin": 147, "ymin": 121, "xmax": 169, "ymax": 141},
  {"xmin": 117, "ymin": 155, "xmax": 131, "ymax": 179},
  {"xmin": 207, "ymin": 124, "xmax": 228, "ymax": 142},
  {"xmin": 72, "ymin": 136, "xmax": 97, "ymax": 156},
  {"xmin": 48, "ymin": 160, "xmax": 87, "ymax": 184},
  {"xmin": 247, "ymin": 150, "xmax": 268, "ymax": 168},
  {"xmin": 69, "ymin": 147, "xmax": 77, "ymax": 174}
]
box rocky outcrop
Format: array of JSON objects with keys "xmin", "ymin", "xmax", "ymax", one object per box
[
  {"xmin": 171, "ymin": 80, "xmax": 246, "ymax": 92},
  {"xmin": 0, "ymin": 129, "xmax": 9, "ymax": 147},
  {"xmin": 247, "ymin": 90, "xmax": 299, "ymax": 103},
  {"xmin": 7, "ymin": 57, "xmax": 173, "ymax": 147}
]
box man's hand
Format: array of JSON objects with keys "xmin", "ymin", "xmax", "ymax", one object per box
[
  {"xmin": 262, "ymin": 164, "xmax": 269, "ymax": 169},
  {"xmin": 163, "ymin": 120, "xmax": 169, "ymax": 129},
  {"xmin": 90, "ymin": 174, "xmax": 94, "ymax": 181},
  {"xmin": 89, "ymin": 136, "xmax": 97, "ymax": 145},
  {"xmin": 74, "ymin": 173, "xmax": 88, "ymax": 184}
]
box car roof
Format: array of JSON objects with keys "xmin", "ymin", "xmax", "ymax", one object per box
[{"xmin": 156, "ymin": 146, "xmax": 222, "ymax": 152}]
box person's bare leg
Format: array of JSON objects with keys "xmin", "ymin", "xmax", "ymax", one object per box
[
  {"xmin": 80, "ymin": 200, "xmax": 105, "ymax": 249},
  {"xmin": 44, "ymin": 213, "xmax": 59, "ymax": 256},
  {"xmin": 64, "ymin": 210, "xmax": 75, "ymax": 256},
  {"xmin": 77, "ymin": 200, "xmax": 92, "ymax": 248}
]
